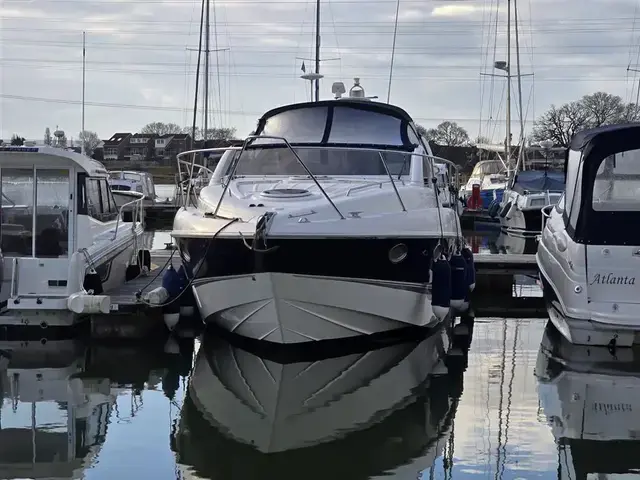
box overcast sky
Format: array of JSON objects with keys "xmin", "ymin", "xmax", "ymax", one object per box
[{"xmin": 2, "ymin": 0, "xmax": 640, "ymax": 143}]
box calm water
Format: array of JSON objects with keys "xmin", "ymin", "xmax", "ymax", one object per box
[{"xmin": 2, "ymin": 317, "xmax": 637, "ymax": 479}]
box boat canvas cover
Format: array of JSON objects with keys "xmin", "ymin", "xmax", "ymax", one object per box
[
  {"xmin": 511, "ymin": 170, "xmax": 565, "ymax": 195},
  {"xmin": 250, "ymin": 100, "xmax": 419, "ymax": 152},
  {"xmin": 567, "ymin": 123, "xmax": 640, "ymax": 245}
]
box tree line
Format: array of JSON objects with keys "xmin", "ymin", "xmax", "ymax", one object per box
[
  {"xmin": 417, "ymin": 91, "xmax": 640, "ymax": 148},
  {"xmin": 7, "ymin": 93, "xmax": 634, "ymax": 152}
]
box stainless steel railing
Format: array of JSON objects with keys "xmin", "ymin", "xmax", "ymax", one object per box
[{"xmin": 175, "ymin": 139, "xmax": 462, "ymax": 219}]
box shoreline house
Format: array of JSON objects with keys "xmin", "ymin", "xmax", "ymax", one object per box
[{"xmin": 103, "ymin": 133, "xmax": 132, "ymax": 161}]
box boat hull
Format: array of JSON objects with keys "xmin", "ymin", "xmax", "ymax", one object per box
[
  {"xmin": 192, "ymin": 272, "xmax": 443, "ymax": 345},
  {"xmin": 540, "ymin": 271, "xmax": 640, "ymax": 348},
  {"xmin": 179, "ymin": 236, "xmax": 437, "ymax": 283}
]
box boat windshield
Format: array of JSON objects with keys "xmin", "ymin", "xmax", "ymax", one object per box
[
  {"xmin": 110, "ymin": 172, "xmax": 143, "ymax": 182},
  {"xmin": 592, "ymin": 149, "xmax": 640, "ymax": 211},
  {"xmin": 231, "ymin": 146, "xmax": 417, "ymax": 177},
  {"xmin": 471, "ymin": 161, "xmax": 504, "ymax": 177}
]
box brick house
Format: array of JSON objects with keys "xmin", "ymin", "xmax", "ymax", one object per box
[
  {"xmin": 102, "ymin": 133, "xmax": 132, "ymax": 161},
  {"xmin": 153, "ymin": 133, "xmax": 193, "ymax": 165},
  {"xmin": 125, "ymin": 133, "xmax": 156, "ymax": 161}
]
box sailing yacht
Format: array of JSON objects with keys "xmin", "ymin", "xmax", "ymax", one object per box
[{"xmin": 171, "ymin": 79, "xmax": 469, "ymax": 346}]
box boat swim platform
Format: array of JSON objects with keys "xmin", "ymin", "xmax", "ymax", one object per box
[{"xmin": 106, "ymin": 250, "xmax": 539, "ymax": 313}]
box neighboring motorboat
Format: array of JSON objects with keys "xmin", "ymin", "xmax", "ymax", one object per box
[
  {"xmin": 535, "ymin": 324, "xmax": 640, "ymax": 479},
  {"xmin": 496, "ymin": 167, "xmax": 565, "ymax": 234},
  {"xmin": 109, "ymin": 170, "xmax": 158, "ymax": 208},
  {"xmin": 537, "ymin": 123, "xmax": 640, "ymax": 347},
  {"xmin": 0, "ymin": 144, "xmax": 147, "ymax": 325},
  {"xmin": 459, "ymin": 159, "xmax": 508, "ymax": 210},
  {"xmin": 171, "ymin": 331, "xmax": 458, "ymax": 479},
  {"xmin": 171, "ymin": 80, "xmax": 467, "ymax": 346}
]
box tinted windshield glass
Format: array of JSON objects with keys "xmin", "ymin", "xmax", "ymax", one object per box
[
  {"xmin": 231, "ymin": 147, "xmax": 412, "ymax": 176},
  {"xmin": 256, "ymin": 104, "xmax": 414, "ymax": 149}
]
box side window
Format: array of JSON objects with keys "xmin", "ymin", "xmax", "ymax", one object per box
[
  {"xmin": 86, "ymin": 179, "xmax": 102, "ymax": 219},
  {"xmin": 99, "ymin": 179, "xmax": 118, "ymax": 219},
  {"xmin": 86, "ymin": 178, "xmax": 118, "ymax": 221}
]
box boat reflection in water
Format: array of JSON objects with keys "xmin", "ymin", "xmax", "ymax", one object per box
[
  {"xmin": 174, "ymin": 328, "xmax": 462, "ymax": 479},
  {"xmin": 536, "ymin": 323, "xmax": 640, "ymax": 479},
  {"xmin": 0, "ymin": 338, "xmax": 115, "ymax": 479}
]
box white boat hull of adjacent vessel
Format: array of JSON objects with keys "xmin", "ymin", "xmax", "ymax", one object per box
[{"xmin": 192, "ymin": 272, "xmax": 442, "ymax": 344}]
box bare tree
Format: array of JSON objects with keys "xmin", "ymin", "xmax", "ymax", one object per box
[
  {"xmin": 44, "ymin": 127, "xmax": 52, "ymax": 146},
  {"xmin": 622, "ymin": 102, "xmax": 640, "ymax": 122},
  {"xmin": 532, "ymin": 91, "xmax": 636, "ymax": 147},
  {"xmin": 472, "ymin": 135, "xmax": 491, "ymax": 145},
  {"xmin": 10, "ymin": 135, "xmax": 25, "ymax": 146},
  {"xmin": 140, "ymin": 122, "xmax": 183, "ymax": 135},
  {"xmin": 184, "ymin": 126, "xmax": 237, "ymax": 140},
  {"xmin": 532, "ymin": 101, "xmax": 591, "ymax": 147},
  {"xmin": 425, "ymin": 121, "xmax": 470, "ymax": 146},
  {"xmin": 580, "ymin": 91, "xmax": 626, "ymax": 127},
  {"xmin": 79, "ymin": 130, "xmax": 101, "ymax": 156}
]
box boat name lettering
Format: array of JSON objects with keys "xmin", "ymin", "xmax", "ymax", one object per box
[{"xmin": 589, "ymin": 273, "xmax": 636, "ymax": 286}]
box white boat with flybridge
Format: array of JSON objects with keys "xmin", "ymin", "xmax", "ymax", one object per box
[
  {"xmin": 169, "ymin": 78, "xmax": 473, "ymax": 347},
  {"xmin": 0, "ymin": 142, "xmax": 148, "ymax": 326},
  {"xmin": 537, "ymin": 123, "xmax": 640, "ymax": 348}
]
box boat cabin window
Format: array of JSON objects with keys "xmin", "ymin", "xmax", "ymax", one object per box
[
  {"xmin": 232, "ymin": 146, "xmax": 414, "ymax": 177},
  {"xmin": 471, "ymin": 161, "xmax": 504, "ymax": 177},
  {"xmin": 111, "ymin": 184, "xmax": 131, "ymax": 191},
  {"xmin": 86, "ymin": 178, "xmax": 118, "ymax": 222},
  {"xmin": 592, "ymin": 149, "xmax": 640, "ymax": 211},
  {"xmin": 1, "ymin": 168, "xmax": 70, "ymax": 257}
]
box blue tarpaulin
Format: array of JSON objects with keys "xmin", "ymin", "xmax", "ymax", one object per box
[{"xmin": 512, "ymin": 170, "xmax": 564, "ymax": 194}]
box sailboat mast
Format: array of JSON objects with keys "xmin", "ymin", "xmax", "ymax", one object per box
[
  {"xmin": 314, "ymin": 0, "xmax": 320, "ymax": 102},
  {"xmin": 81, "ymin": 31, "xmax": 86, "ymax": 155},
  {"xmin": 514, "ymin": 0, "xmax": 526, "ymax": 171},
  {"xmin": 505, "ymin": 0, "xmax": 512, "ymax": 167},
  {"xmin": 204, "ymin": 0, "xmax": 210, "ymax": 140}
]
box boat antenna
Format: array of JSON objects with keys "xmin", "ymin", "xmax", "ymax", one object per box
[
  {"xmin": 314, "ymin": 0, "xmax": 321, "ymax": 101},
  {"xmin": 386, "ymin": 0, "xmax": 401, "ymax": 104},
  {"xmin": 81, "ymin": 31, "xmax": 86, "ymax": 155}
]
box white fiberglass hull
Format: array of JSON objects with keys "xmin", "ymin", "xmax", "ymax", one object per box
[{"xmin": 192, "ymin": 272, "xmax": 445, "ymax": 345}]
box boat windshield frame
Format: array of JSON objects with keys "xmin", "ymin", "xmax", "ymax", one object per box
[{"xmin": 252, "ymin": 100, "xmax": 421, "ymax": 152}]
